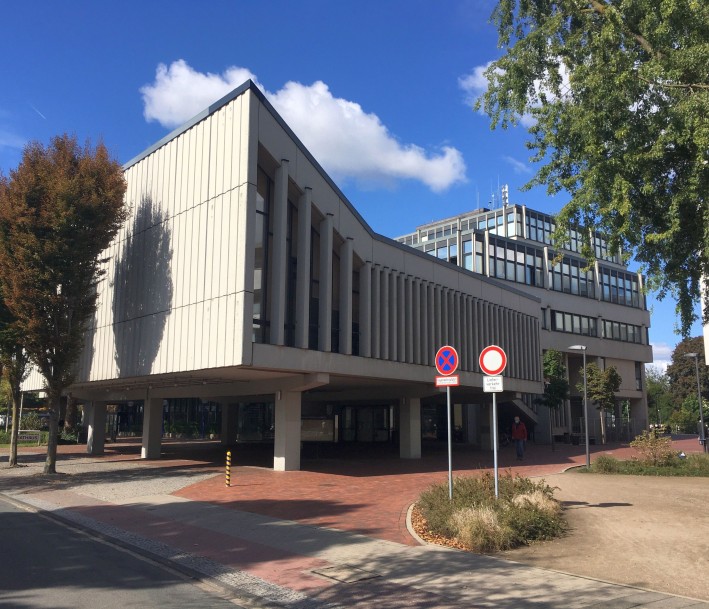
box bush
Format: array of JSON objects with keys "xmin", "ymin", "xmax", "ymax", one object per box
[
  {"xmin": 630, "ymin": 431, "xmax": 675, "ymax": 465},
  {"xmin": 449, "ymin": 506, "xmax": 514, "ymax": 553},
  {"xmin": 21, "ymin": 411, "xmax": 44, "ymax": 430},
  {"xmin": 593, "ymin": 455, "xmax": 623, "ymax": 473},
  {"xmin": 417, "ymin": 472, "xmax": 566, "ymax": 553},
  {"xmin": 585, "ymin": 452, "xmax": 709, "ymax": 476}
]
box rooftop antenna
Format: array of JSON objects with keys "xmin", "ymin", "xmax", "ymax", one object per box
[{"xmin": 502, "ymin": 184, "xmax": 509, "ymax": 207}]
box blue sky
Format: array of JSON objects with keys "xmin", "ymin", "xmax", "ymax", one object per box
[{"xmin": 1, "ymin": 0, "xmax": 699, "ymax": 367}]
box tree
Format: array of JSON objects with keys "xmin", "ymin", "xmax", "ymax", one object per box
[
  {"xmin": 478, "ymin": 1, "xmax": 709, "ymax": 334},
  {"xmin": 536, "ymin": 349, "xmax": 569, "ymax": 450},
  {"xmin": 0, "ymin": 134, "xmax": 127, "ymax": 474},
  {"xmin": 0, "ymin": 288, "xmax": 28, "ymax": 466},
  {"xmin": 645, "ymin": 365, "xmax": 674, "ymax": 426},
  {"xmin": 579, "ymin": 363, "xmax": 622, "ymax": 444},
  {"xmin": 665, "ymin": 336, "xmax": 709, "ymax": 406},
  {"xmin": 668, "ymin": 395, "xmax": 701, "ymax": 433}
]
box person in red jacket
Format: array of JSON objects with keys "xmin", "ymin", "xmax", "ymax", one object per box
[{"xmin": 511, "ymin": 416, "xmax": 528, "ymax": 461}]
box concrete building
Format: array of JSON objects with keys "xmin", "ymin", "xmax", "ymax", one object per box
[
  {"xmin": 395, "ymin": 192, "xmax": 653, "ymax": 444},
  {"xmin": 25, "ymin": 80, "xmax": 647, "ymax": 468}
]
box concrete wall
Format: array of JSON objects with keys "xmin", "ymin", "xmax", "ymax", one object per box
[{"xmin": 74, "ymin": 89, "xmax": 258, "ymax": 382}]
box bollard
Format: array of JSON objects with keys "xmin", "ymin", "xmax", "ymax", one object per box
[{"xmin": 225, "ymin": 450, "xmax": 231, "ymax": 487}]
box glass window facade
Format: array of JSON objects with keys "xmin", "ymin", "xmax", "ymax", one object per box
[
  {"xmin": 550, "ymin": 255, "xmax": 595, "ymax": 299},
  {"xmin": 601, "ymin": 319, "xmax": 645, "ymax": 344},
  {"xmin": 551, "ymin": 310, "xmax": 598, "ymax": 337}
]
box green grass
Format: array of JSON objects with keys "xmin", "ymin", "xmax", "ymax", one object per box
[
  {"xmin": 586, "ymin": 453, "xmax": 709, "ymax": 476},
  {"xmin": 417, "ymin": 472, "xmax": 567, "ymax": 553}
]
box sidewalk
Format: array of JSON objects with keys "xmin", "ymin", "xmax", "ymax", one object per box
[{"xmin": 2, "ymin": 438, "xmax": 707, "ymax": 609}]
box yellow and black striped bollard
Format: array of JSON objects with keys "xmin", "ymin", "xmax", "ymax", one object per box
[{"xmin": 225, "ymin": 450, "xmax": 232, "ymax": 487}]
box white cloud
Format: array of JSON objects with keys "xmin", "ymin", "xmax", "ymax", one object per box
[
  {"xmin": 502, "ymin": 155, "xmax": 532, "ymax": 175},
  {"xmin": 140, "ymin": 60, "xmax": 466, "ymax": 193},
  {"xmin": 649, "ymin": 342, "xmax": 673, "ymax": 371},
  {"xmin": 141, "ymin": 60, "xmax": 258, "ymax": 128},
  {"xmin": 458, "ymin": 62, "xmax": 494, "ymax": 105},
  {"xmin": 459, "ymin": 59, "xmax": 571, "ymax": 128}
]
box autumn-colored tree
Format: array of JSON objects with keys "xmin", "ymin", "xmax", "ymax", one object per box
[
  {"xmin": 0, "ymin": 134, "xmax": 127, "ymax": 473},
  {"xmin": 0, "ymin": 289, "xmax": 29, "ymax": 466},
  {"xmin": 478, "ymin": 0, "xmax": 709, "ymax": 334},
  {"xmin": 535, "ymin": 349, "xmax": 569, "ymax": 450},
  {"xmin": 579, "ymin": 363, "xmax": 622, "ymax": 444}
]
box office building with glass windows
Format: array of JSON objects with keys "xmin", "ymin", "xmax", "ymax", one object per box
[
  {"xmin": 395, "ymin": 197, "xmax": 652, "ymax": 443},
  {"xmin": 23, "ymin": 80, "xmax": 649, "ymax": 467}
]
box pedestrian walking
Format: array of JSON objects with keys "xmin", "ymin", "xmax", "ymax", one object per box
[{"xmin": 511, "ymin": 416, "xmax": 528, "ymax": 461}]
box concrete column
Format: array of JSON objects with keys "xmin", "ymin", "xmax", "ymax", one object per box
[
  {"xmin": 270, "ymin": 159, "xmax": 289, "ymax": 345},
  {"xmin": 274, "ymin": 391, "xmax": 302, "ymax": 471},
  {"xmin": 359, "ymin": 261, "xmax": 372, "ymax": 357},
  {"xmin": 441, "ymin": 288, "xmax": 449, "ymax": 344},
  {"xmin": 339, "ymin": 238, "xmax": 353, "ymax": 355},
  {"xmin": 427, "ymin": 284, "xmax": 435, "ymax": 364},
  {"xmin": 465, "ymin": 404, "xmax": 478, "ymax": 446},
  {"xmin": 85, "ymin": 401, "xmax": 107, "ymax": 455},
  {"xmin": 371, "ymin": 265, "xmax": 381, "ymax": 358},
  {"xmin": 318, "ymin": 214, "xmax": 333, "ymax": 351},
  {"xmin": 220, "ymin": 402, "xmax": 238, "ymax": 445},
  {"xmin": 381, "ymin": 268, "xmax": 389, "ymax": 360},
  {"xmin": 398, "ymin": 274, "xmax": 406, "ymax": 361},
  {"xmin": 295, "ymin": 188, "xmax": 312, "ymax": 349},
  {"xmin": 454, "ymin": 292, "xmax": 461, "ymax": 355},
  {"xmin": 543, "ymin": 246, "xmax": 551, "ymax": 290},
  {"xmin": 412, "ymin": 278, "xmax": 420, "ymax": 364},
  {"xmin": 389, "ymin": 271, "xmax": 398, "ymax": 361},
  {"xmin": 521, "ymin": 205, "xmax": 528, "ymax": 239},
  {"xmin": 484, "ymin": 231, "xmax": 491, "ymax": 277},
  {"xmin": 420, "ymin": 280, "xmax": 429, "ymax": 365},
  {"xmin": 400, "ymin": 397, "xmax": 421, "ymax": 459},
  {"xmin": 434, "ymin": 285, "xmax": 442, "ymax": 348},
  {"xmin": 488, "ymin": 401, "xmax": 496, "ymax": 451},
  {"xmin": 464, "ymin": 296, "xmax": 472, "ymax": 371},
  {"xmin": 141, "ymin": 397, "xmax": 163, "ymax": 459}
]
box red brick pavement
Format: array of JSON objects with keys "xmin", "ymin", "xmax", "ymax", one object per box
[
  {"xmin": 175, "ymin": 435, "xmax": 705, "ymax": 546},
  {"xmin": 9, "ymin": 434, "xmax": 705, "ymax": 546}
]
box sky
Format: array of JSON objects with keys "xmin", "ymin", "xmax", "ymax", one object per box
[{"xmin": 0, "ymin": 0, "xmax": 700, "ymax": 369}]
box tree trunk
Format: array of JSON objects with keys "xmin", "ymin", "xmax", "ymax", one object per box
[
  {"xmin": 44, "ymin": 390, "xmax": 61, "ymax": 474},
  {"xmin": 599, "ymin": 409, "xmax": 607, "ymax": 445},
  {"xmin": 8, "ymin": 389, "xmax": 20, "ymax": 467},
  {"xmin": 64, "ymin": 396, "xmax": 78, "ymax": 430}
]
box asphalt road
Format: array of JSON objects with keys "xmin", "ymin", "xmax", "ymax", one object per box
[{"xmin": 0, "ymin": 496, "xmax": 244, "ymax": 609}]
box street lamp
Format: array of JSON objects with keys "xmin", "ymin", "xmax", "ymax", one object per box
[
  {"xmin": 684, "ymin": 353, "xmax": 708, "ymax": 453},
  {"xmin": 569, "ymin": 345, "xmax": 590, "ymax": 469}
]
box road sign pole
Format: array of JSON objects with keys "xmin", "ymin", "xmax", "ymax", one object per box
[
  {"xmin": 492, "ymin": 392, "xmax": 499, "ymax": 499},
  {"xmin": 447, "ymin": 385, "xmax": 453, "ymax": 501}
]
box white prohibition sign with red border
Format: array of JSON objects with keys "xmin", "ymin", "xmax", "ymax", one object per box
[{"xmin": 479, "ymin": 345, "xmax": 507, "ymax": 376}]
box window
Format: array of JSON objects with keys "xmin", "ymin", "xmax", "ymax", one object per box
[
  {"xmin": 550, "ymin": 310, "xmax": 597, "ymax": 337},
  {"xmin": 602, "ymin": 319, "xmax": 644, "ymax": 344}
]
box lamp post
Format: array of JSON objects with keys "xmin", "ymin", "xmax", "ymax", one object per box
[
  {"xmin": 569, "ymin": 345, "xmax": 590, "ymax": 469},
  {"xmin": 684, "ymin": 353, "xmax": 708, "ymax": 453}
]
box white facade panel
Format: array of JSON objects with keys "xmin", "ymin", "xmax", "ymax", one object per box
[{"xmin": 65, "ymin": 88, "xmax": 256, "ymax": 385}]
